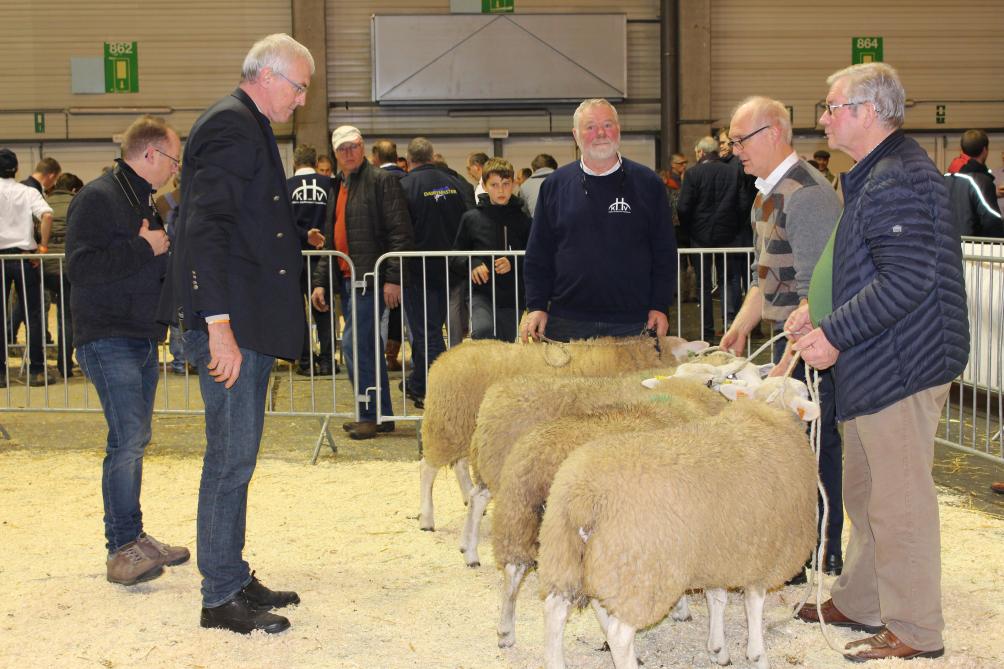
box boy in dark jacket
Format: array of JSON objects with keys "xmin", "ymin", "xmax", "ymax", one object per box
[{"xmin": 453, "ymin": 158, "xmax": 530, "ymax": 341}]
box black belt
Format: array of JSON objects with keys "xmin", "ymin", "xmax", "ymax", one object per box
[{"xmin": 0, "ymin": 248, "xmax": 31, "ymax": 255}]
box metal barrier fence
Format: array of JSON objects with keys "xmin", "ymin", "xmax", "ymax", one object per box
[
  {"xmin": 4, "ymin": 241, "xmax": 1003, "ymax": 468},
  {"xmin": 940, "ymin": 237, "xmax": 1004, "ymax": 464},
  {"xmin": 372, "ymin": 250, "xmax": 526, "ymax": 429},
  {"xmin": 0, "ymin": 251, "xmax": 362, "ymax": 462}
]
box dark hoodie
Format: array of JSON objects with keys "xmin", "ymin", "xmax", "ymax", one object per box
[{"xmin": 452, "ymin": 193, "xmax": 531, "ymax": 308}]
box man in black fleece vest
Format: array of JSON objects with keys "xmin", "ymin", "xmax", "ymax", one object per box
[
  {"xmin": 65, "ymin": 115, "xmax": 189, "ymax": 588},
  {"xmin": 521, "ymin": 98, "xmax": 676, "ymax": 342}
]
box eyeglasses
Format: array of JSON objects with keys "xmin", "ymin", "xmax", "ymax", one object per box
[
  {"xmin": 274, "ymin": 70, "xmax": 308, "ymax": 97},
  {"xmin": 727, "ymin": 125, "xmax": 770, "ymax": 151},
  {"xmin": 335, "ymin": 141, "xmax": 363, "ymax": 154},
  {"xmin": 152, "ymin": 147, "xmax": 180, "ymax": 167},
  {"xmin": 823, "ymin": 100, "xmax": 868, "ymax": 115}
]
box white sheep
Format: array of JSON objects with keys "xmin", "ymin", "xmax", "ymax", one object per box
[
  {"xmin": 461, "ymin": 372, "xmax": 722, "ymax": 568},
  {"xmin": 418, "ymin": 336, "xmax": 707, "ymax": 531},
  {"xmin": 486, "ymin": 377, "xmax": 726, "ymax": 648},
  {"xmin": 537, "ymin": 378, "xmax": 820, "ymax": 669}
]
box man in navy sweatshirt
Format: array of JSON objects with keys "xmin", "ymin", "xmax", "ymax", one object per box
[{"xmin": 521, "ymin": 98, "xmax": 677, "ymax": 342}]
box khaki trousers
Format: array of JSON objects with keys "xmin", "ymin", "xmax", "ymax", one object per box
[{"xmin": 831, "ymin": 383, "xmax": 950, "ymax": 651}]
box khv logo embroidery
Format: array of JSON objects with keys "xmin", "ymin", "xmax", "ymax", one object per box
[
  {"xmin": 291, "ymin": 178, "xmax": 329, "ymax": 205},
  {"xmin": 608, "ymin": 197, "xmax": 632, "ymax": 214}
]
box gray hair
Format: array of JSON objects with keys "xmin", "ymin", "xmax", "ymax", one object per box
[
  {"xmin": 572, "ymin": 98, "xmax": 620, "ymax": 132},
  {"xmin": 241, "ymin": 33, "xmax": 315, "ymax": 83},
  {"xmin": 826, "ymin": 62, "xmax": 905, "ymax": 129},
  {"xmin": 733, "ymin": 96, "xmax": 793, "ymax": 145},
  {"xmin": 695, "ymin": 136, "xmax": 718, "ymax": 155},
  {"xmin": 407, "ymin": 137, "xmax": 435, "ymax": 165}
]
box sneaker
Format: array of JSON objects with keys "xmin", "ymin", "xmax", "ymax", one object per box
[
  {"xmin": 137, "ymin": 532, "xmax": 191, "ymax": 566},
  {"xmin": 107, "ymin": 541, "xmax": 164, "ymax": 586}
]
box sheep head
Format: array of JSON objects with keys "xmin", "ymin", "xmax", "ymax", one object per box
[{"xmin": 717, "ymin": 376, "xmax": 820, "ymax": 421}]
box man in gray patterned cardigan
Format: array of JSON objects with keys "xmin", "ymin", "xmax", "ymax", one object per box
[{"xmin": 718, "ymin": 95, "xmax": 843, "ymax": 579}]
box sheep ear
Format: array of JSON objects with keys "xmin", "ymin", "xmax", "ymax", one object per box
[
  {"xmin": 719, "ymin": 384, "xmax": 750, "ymax": 401},
  {"xmin": 672, "ymin": 340, "xmax": 710, "ymax": 360},
  {"xmin": 790, "ymin": 397, "xmax": 820, "ymax": 421},
  {"xmin": 757, "ymin": 363, "xmax": 775, "ymax": 379},
  {"xmin": 641, "ymin": 377, "xmax": 662, "ymax": 389}
]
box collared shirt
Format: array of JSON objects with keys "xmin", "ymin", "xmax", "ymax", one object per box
[
  {"xmin": 754, "ymin": 151, "xmax": 800, "ymax": 196},
  {"xmin": 580, "ymin": 154, "xmax": 623, "ymax": 177},
  {"xmin": 294, "ymin": 167, "xmax": 316, "ymax": 176},
  {"xmin": 0, "ymin": 177, "xmax": 52, "ymax": 251}
]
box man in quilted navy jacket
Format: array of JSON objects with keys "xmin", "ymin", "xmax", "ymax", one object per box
[{"xmin": 789, "ymin": 63, "xmax": 969, "ymax": 663}]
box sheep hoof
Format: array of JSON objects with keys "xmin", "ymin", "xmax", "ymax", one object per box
[
  {"xmin": 420, "ymin": 525, "xmax": 434, "ymax": 532},
  {"xmin": 709, "ymin": 648, "xmax": 731, "ymax": 666},
  {"xmin": 497, "ymin": 633, "xmax": 515, "ymax": 648},
  {"xmin": 466, "ymin": 560, "xmax": 481, "ymax": 568},
  {"xmin": 748, "ymin": 655, "xmax": 768, "ymax": 669},
  {"xmin": 672, "ymin": 613, "xmax": 692, "ymax": 622}
]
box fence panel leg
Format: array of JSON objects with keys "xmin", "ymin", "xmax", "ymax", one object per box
[{"xmin": 311, "ymin": 414, "xmax": 338, "ymax": 465}]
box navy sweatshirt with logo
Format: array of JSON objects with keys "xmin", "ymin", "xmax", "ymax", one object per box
[{"xmin": 524, "ymin": 157, "xmax": 677, "ymax": 323}]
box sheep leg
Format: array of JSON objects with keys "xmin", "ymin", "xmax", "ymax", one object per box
[
  {"xmin": 590, "ymin": 598, "xmax": 611, "ymax": 637},
  {"xmin": 671, "ymin": 594, "xmax": 692, "ymax": 622},
  {"xmin": 744, "ymin": 586, "xmax": 769, "ymax": 669},
  {"xmin": 605, "ymin": 614, "xmax": 639, "ymax": 669},
  {"xmin": 453, "ymin": 457, "xmax": 475, "ymax": 506},
  {"xmin": 418, "ymin": 458, "xmax": 438, "ymax": 531},
  {"xmin": 460, "ymin": 485, "xmax": 491, "ymax": 567},
  {"xmin": 497, "ymin": 562, "xmax": 527, "ymax": 648},
  {"xmin": 705, "ymin": 588, "xmax": 731, "ymax": 666},
  {"xmin": 544, "ymin": 592, "xmax": 572, "ymax": 669}
]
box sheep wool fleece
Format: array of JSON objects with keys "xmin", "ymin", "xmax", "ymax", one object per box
[
  {"xmin": 421, "ymin": 336, "xmax": 683, "ymax": 470},
  {"xmin": 538, "ymin": 399, "xmax": 816, "ymax": 629}
]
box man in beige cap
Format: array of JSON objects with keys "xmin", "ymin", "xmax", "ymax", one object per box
[{"xmin": 310, "ymin": 125, "xmax": 412, "ymax": 440}]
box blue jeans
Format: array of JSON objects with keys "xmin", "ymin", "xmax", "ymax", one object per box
[
  {"xmin": 341, "ymin": 278, "xmax": 393, "ymax": 421},
  {"xmin": 77, "ymin": 338, "xmax": 160, "ymax": 553},
  {"xmin": 168, "ymin": 325, "xmax": 185, "ymax": 371},
  {"xmin": 544, "ymin": 314, "xmax": 645, "ymax": 343},
  {"xmin": 183, "ymin": 329, "xmax": 276, "ymax": 607},
  {"xmin": 402, "ymin": 281, "xmax": 448, "ymax": 397}
]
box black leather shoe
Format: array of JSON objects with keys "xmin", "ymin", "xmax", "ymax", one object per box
[
  {"xmin": 824, "ymin": 554, "xmax": 843, "ymax": 576},
  {"xmin": 200, "ymin": 593, "xmax": 290, "ymax": 634},
  {"xmin": 241, "ymin": 572, "xmax": 300, "ymax": 609}
]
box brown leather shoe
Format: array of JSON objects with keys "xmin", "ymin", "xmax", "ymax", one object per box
[
  {"xmin": 992, "ymin": 481, "xmax": 1004, "ymax": 494},
  {"xmin": 342, "ymin": 421, "xmax": 394, "ymax": 434},
  {"xmin": 137, "ymin": 532, "xmax": 191, "ymax": 566},
  {"xmin": 843, "ymin": 628, "xmax": 944, "ymax": 663},
  {"xmin": 796, "ymin": 599, "xmax": 882, "ymax": 634}
]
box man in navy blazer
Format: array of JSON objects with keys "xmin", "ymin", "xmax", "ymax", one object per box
[{"xmin": 159, "ymin": 33, "xmax": 312, "ymax": 636}]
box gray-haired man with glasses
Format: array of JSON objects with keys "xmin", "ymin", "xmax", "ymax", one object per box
[
  {"xmin": 160, "ymin": 32, "xmax": 313, "ymax": 636},
  {"xmin": 790, "ymin": 62, "xmax": 969, "ymax": 663},
  {"xmin": 718, "ymin": 95, "xmax": 843, "ymax": 584}
]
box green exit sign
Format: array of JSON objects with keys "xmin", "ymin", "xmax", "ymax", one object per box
[
  {"xmin": 483, "ymin": 0, "xmax": 513, "ymax": 13},
  {"xmin": 104, "ymin": 41, "xmax": 139, "ymax": 93},
  {"xmin": 851, "ymin": 36, "xmax": 883, "ymax": 64}
]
